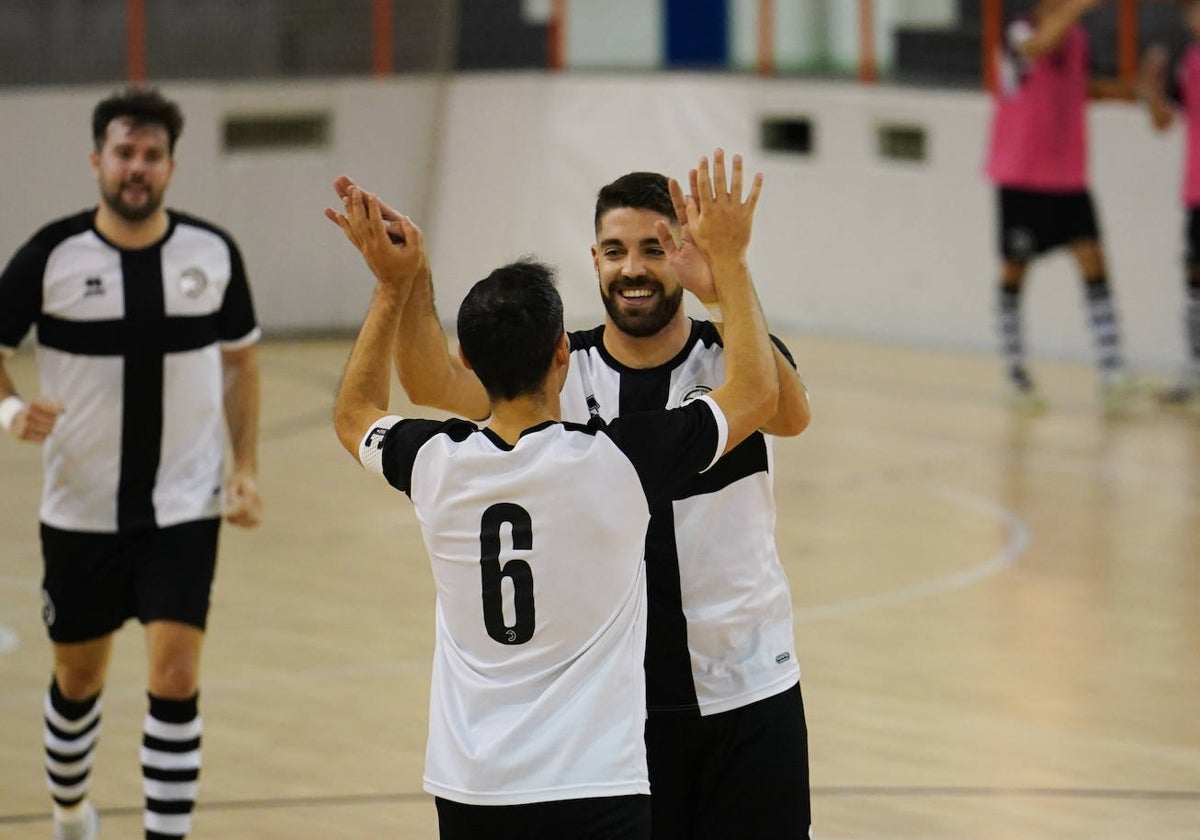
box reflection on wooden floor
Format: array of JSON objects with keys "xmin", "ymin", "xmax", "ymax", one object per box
[{"xmin": 2, "ymin": 335, "xmax": 1198, "ymax": 839}]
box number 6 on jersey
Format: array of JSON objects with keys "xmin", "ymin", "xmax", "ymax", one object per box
[{"xmin": 479, "ymin": 503, "xmax": 535, "ymax": 644}]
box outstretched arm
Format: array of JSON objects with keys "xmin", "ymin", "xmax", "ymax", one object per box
[
  {"xmin": 663, "ymin": 150, "xmax": 777, "ymax": 453},
  {"xmin": 328, "ymin": 188, "xmax": 427, "ymax": 458},
  {"xmin": 1139, "ymin": 45, "xmax": 1178, "ymax": 131},
  {"xmin": 663, "ymin": 167, "xmax": 810, "ymax": 439},
  {"xmin": 329, "ymin": 177, "xmax": 489, "ymax": 420},
  {"xmin": 1019, "ymin": 0, "xmax": 1101, "ymax": 61}
]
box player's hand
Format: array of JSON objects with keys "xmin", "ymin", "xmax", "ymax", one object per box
[
  {"xmin": 223, "ymin": 471, "xmax": 262, "ymax": 528},
  {"xmin": 326, "ymin": 186, "xmax": 426, "ymax": 295},
  {"xmin": 6, "ymin": 397, "xmax": 64, "ymax": 443},
  {"xmin": 656, "ymin": 177, "xmax": 717, "ymax": 305},
  {"xmin": 331, "ymin": 175, "xmax": 406, "ymax": 243},
  {"xmin": 679, "ymin": 148, "xmax": 763, "ymax": 266}
]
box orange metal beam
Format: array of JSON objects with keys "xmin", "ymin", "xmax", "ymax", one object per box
[
  {"xmin": 126, "ymin": 0, "xmax": 146, "ymax": 83},
  {"xmin": 1117, "ymin": 0, "xmax": 1138, "ymax": 92},
  {"xmin": 371, "ymin": 0, "xmax": 394, "ymax": 77},
  {"xmin": 981, "ymin": 0, "xmax": 1002, "ymax": 93},
  {"xmin": 548, "ymin": 0, "xmax": 567, "ymax": 72},
  {"xmin": 858, "ymin": 0, "xmax": 877, "ymax": 83},
  {"xmin": 757, "ymin": 0, "xmax": 774, "ymax": 77}
]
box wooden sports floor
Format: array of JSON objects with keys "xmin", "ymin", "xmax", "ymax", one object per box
[{"xmin": 1, "ymin": 334, "xmax": 1198, "ymax": 839}]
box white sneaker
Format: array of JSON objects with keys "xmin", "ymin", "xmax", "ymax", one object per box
[{"xmin": 53, "ymin": 802, "xmax": 99, "ymax": 840}]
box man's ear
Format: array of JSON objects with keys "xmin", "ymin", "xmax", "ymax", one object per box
[{"xmin": 457, "ymin": 344, "xmax": 474, "ymax": 371}]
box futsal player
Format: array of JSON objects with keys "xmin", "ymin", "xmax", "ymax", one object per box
[{"xmin": 328, "ymin": 152, "xmax": 779, "ymax": 838}]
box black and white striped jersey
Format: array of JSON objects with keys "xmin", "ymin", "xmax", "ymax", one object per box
[
  {"xmin": 358, "ymin": 397, "xmax": 727, "ymax": 805},
  {"xmin": 561, "ymin": 321, "xmax": 800, "ymax": 717},
  {"xmin": 0, "ymin": 209, "xmax": 260, "ymax": 533}
]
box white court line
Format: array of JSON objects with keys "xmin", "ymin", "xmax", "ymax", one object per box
[
  {"xmin": 0, "ymin": 625, "xmax": 19, "ymax": 656},
  {"xmin": 793, "ymin": 483, "xmax": 1031, "ymax": 624}
]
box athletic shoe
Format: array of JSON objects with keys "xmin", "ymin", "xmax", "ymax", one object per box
[
  {"xmin": 1157, "ymin": 370, "xmax": 1200, "ymax": 405},
  {"xmin": 1007, "ymin": 368, "xmax": 1047, "ymax": 414},
  {"xmin": 53, "ymin": 802, "xmax": 99, "ymax": 840}
]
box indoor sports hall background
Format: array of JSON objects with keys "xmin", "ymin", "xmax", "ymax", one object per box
[{"xmin": 1, "ymin": 2, "xmax": 1198, "ymax": 839}]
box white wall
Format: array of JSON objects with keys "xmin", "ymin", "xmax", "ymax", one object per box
[{"xmin": 0, "ymin": 75, "xmax": 1186, "ymax": 370}]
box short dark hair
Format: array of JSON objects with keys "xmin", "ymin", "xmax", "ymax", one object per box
[
  {"xmin": 457, "ymin": 258, "xmax": 564, "ymax": 402},
  {"xmin": 594, "ymin": 171, "xmax": 676, "ymax": 233},
  {"xmin": 92, "ymin": 87, "xmax": 184, "ymax": 153}
]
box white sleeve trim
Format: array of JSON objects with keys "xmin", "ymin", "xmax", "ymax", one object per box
[
  {"xmin": 358, "ymin": 414, "xmax": 404, "ymax": 478},
  {"xmin": 694, "ymin": 395, "xmax": 729, "ymax": 472},
  {"xmin": 220, "ymin": 325, "xmax": 262, "ymax": 350}
]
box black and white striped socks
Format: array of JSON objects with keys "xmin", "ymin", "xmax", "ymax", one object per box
[
  {"xmin": 142, "ymin": 693, "xmax": 202, "ymax": 840},
  {"xmin": 997, "ymin": 284, "xmax": 1029, "ymax": 386},
  {"xmin": 1083, "ymin": 277, "xmax": 1124, "ymax": 383},
  {"xmin": 44, "ymin": 678, "xmax": 101, "ymax": 819}
]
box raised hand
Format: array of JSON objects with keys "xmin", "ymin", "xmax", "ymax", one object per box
[
  {"xmin": 678, "ymin": 149, "xmax": 763, "ymax": 267},
  {"xmin": 656, "ymin": 176, "xmax": 718, "ymax": 304},
  {"xmin": 326, "ymin": 186, "xmax": 426, "ymax": 296},
  {"xmin": 331, "ymin": 175, "xmax": 406, "ymax": 243}
]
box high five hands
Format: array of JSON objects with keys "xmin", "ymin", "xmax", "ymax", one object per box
[
  {"xmin": 325, "ymin": 180, "xmax": 426, "ymax": 296},
  {"xmin": 658, "ymin": 149, "xmax": 763, "ymax": 301}
]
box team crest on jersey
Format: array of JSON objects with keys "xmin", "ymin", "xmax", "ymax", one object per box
[
  {"xmin": 585, "ymin": 394, "xmax": 601, "ymax": 418},
  {"xmin": 41, "ymin": 589, "xmax": 56, "ymax": 628},
  {"xmin": 679, "ymin": 384, "xmax": 713, "ymax": 406},
  {"xmin": 179, "ymin": 267, "xmax": 209, "ymax": 298},
  {"xmin": 83, "ymin": 276, "xmax": 105, "ymax": 297}
]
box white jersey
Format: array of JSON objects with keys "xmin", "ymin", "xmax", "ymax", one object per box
[
  {"xmin": 0, "ymin": 210, "xmax": 260, "ymax": 533},
  {"xmin": 560, "ymin": 322, "xmax": 800, "ymax": 717},
  {"xmin": 358, "ymin": 397, "xmax": 727, "ymax": 805}
]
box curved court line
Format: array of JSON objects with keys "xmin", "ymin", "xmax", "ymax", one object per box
[
  {"xmin": 793, "ymin": 483, "xmax": 1030, "ymax": 624},
  {"xmin": 0, "ymin": 625, "xmax": 18, "ymax": 656}
]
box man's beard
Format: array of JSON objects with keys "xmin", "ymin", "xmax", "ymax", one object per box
[
  {"xmin": 600, "ymin": 277, "xmax": 684, "ymax": 338},
  {"xmin": 102, "ymin": 180, "xmax": 163, "ymax": 223}
]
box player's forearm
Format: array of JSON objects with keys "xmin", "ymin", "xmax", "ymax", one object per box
[
  {"xmin": 0, "ymin": 360, "xmax": 18, "ymax": 402},
  {"xmin": 1024, "ymin": 0, "xmax": 1096, "ymax": 59},
  {"xmin": 709, "ymin": 321, "xmax": 809, "ymax": 437},
  {"xmin": 222, "ymin": 347, "xmax": 260, "ymax": 475},
  {"xmin": 1089, "ymin": 77, "xmax": 1134, "ymax": 101},
  {"xmin": 395, "ymin": 268, "xmax": 490, "ymax": 419},
  {"xmin": 709, "ymin": 258, "xmax": 778, "ymax": 444},
  {"xmin": 760, "ymin": 348, "xmax": 811, "ymax": 437},
  {"xmin": 335, "ymin": 283, "xmax": 403, "ymax": 455}
]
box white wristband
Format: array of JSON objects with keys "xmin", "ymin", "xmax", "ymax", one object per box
[
  {"xmin": 704, "ymin": 302, "xmax": 723, "ymax": 324},
  {"xmin": 0, "ymin": 395, "xmax": 26, "ymax": 432}
]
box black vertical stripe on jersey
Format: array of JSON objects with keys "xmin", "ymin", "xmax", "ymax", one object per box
[
  {"xmin": 619, "ymin": 369, "xmax": 700, "ymax": 715},
  {"xmin": 116, "ymin": 248, "xmax": 166, "ymax": 531}
]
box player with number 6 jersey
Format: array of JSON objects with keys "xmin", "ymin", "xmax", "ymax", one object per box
[{"xmin": 328, "ymin": 152, "xmax": 777, "ymax": 839}]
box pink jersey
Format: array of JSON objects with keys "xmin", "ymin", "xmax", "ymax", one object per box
[
  {"xmin": 1178, "ymin": 44, "xmax": 1200, "ymax": 207},
  {"xmin": 985, "ymin": 19, "xmax": 1090, "ymax": 192}
]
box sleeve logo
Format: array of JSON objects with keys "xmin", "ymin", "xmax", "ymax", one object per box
[{"xmin": 365, "ymin": 426, "xmax": 389, "ymax": 449}]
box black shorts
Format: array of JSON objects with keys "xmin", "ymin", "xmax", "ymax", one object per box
[
  {"xmin": 997, "ymin": 187, "xmax": 1100, "ymax": 260},
  {"xmin": 644, "ymin": 682, "xmax": 811, "ymax": 840},
  {"xmin": 1186, "ymin": 207, "xmax": 1200, "ymax": 265},
  {"xmin": 40, "ymin": 518, "xmax": 221, "ymax": 644},
  {"xmin": 435, "ymin": 794, "xmax": 650, "ymax": 840}
]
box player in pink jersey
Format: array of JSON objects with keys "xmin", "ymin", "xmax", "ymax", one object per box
[
  {"xmin": 984, "ymin": 0, "xmax": 1138, "ymax": 414},
  {"xmin": 1140, "ymin": 0, "xmax": 1200, "ymax": 404}
]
